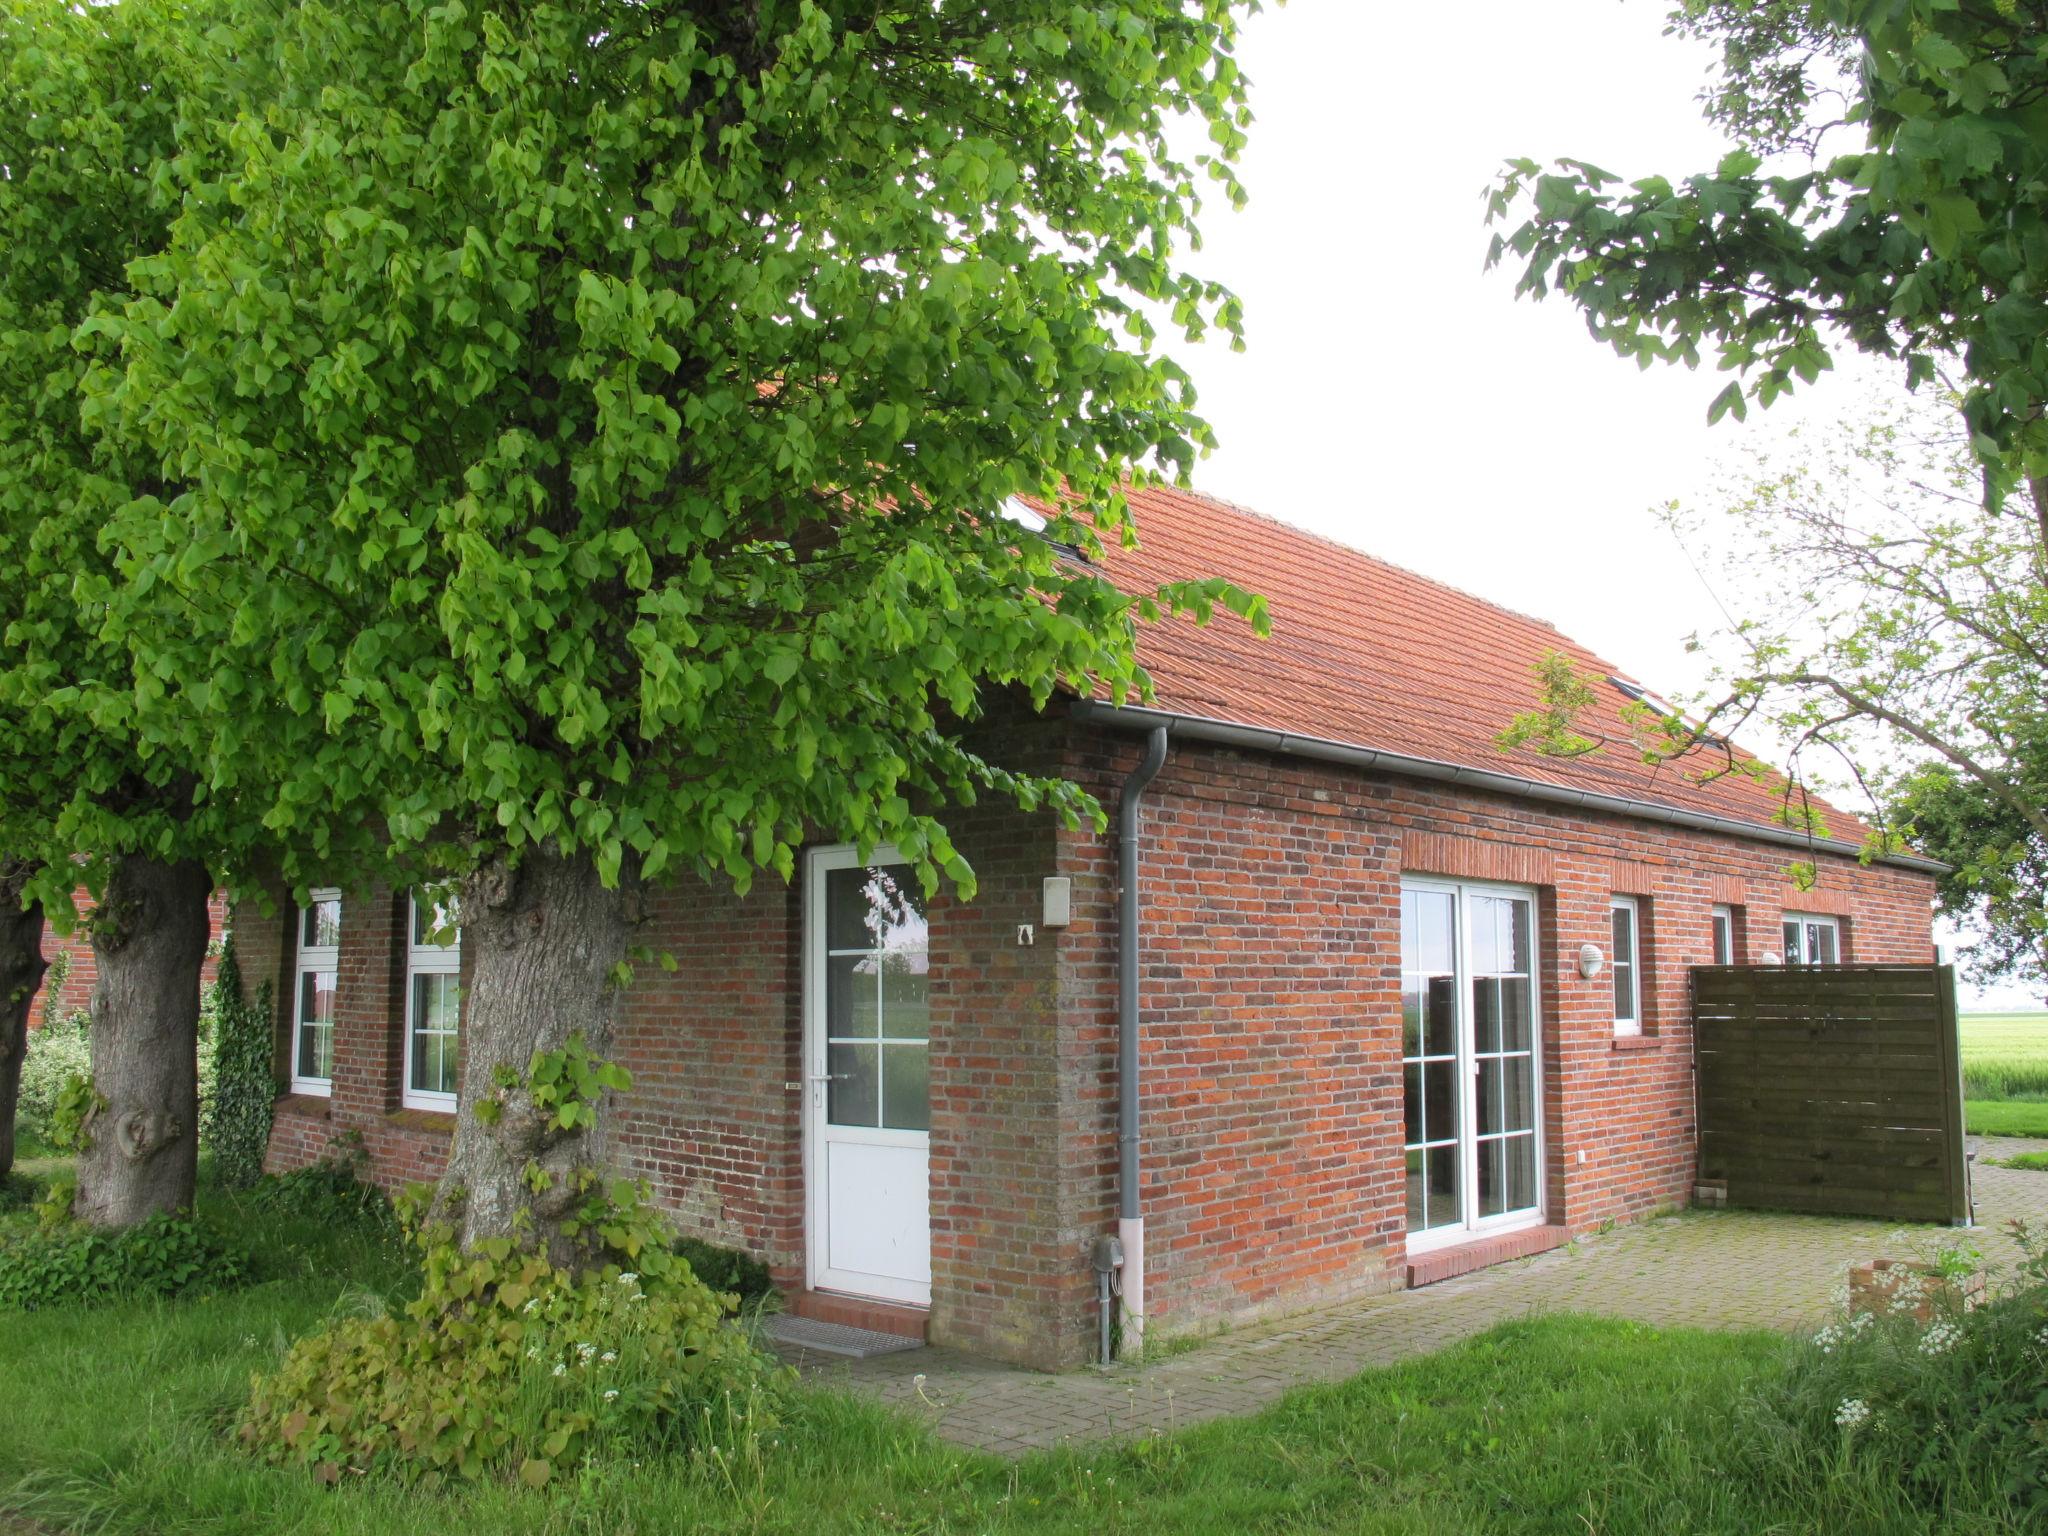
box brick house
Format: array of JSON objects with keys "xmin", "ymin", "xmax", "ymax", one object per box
[{"xmin": 235, "ymin": 487, "xmax": 1940, "ymax": 1369}]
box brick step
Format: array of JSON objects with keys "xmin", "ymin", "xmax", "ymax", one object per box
[
  {"xmin": 1406, "ymin": 1224, "xmax": 1570, "ymax": 1288},
  {"xmin": 787, "ymin": 1288, "xmax": 929, "ymax": 1340}
]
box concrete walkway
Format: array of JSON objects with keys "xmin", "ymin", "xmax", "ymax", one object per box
[{"xmin": 783, "ymin": 1139, "xmax": 2048, "ymax": 1456}]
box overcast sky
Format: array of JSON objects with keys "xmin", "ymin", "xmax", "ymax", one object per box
[{"xmin": 1160, "ymin": 0, "xmax": 2035, "ymax": 1008}]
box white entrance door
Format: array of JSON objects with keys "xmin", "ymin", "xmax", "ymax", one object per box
[
  {"xmin": 1401, "ymin": 879, "xmax": 1546, "ymax": 1252},
  {"xmin": 804, "ymin": 846, "xmax": 932, "ymax": 1305}
]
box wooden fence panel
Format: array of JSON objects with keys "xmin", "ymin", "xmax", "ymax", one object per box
[{"xmin": 1692, "ymin": 964, "xmax": 1970, "ymax": 1225}]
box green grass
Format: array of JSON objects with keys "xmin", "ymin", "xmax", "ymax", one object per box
[
  {"xmin": 1983, "ymin": 1149, "xmax": 2048, "ymax": 1171},
  {"xmin": 1960, "ymin": 1013, "xmax": 2048, "ymax": 1135},
  {"xmin": 0, "ymin": 1167, "xmax": 2029, "ymax": 1534},
  {"xmin": 1965, "ymin": 1099, "xmax": 2048, "ymax": 1138}
]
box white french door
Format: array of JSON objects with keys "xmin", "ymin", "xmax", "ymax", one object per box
[
  {"xmin": 803, "ymin": 846, "xmax": 932, "ymax": 1305},
  {"xmin": 1401, "ymin": 879, "xmax": 1545, "ymax": 1252}
]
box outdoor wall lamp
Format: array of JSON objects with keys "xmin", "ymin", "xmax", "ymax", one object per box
[{"xmin": 1577, "ymin": 943, "xmax": 1605, "ymax": 979}]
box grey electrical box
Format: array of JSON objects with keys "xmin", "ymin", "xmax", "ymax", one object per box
[{"xmin": 1042, "ymin": 875, "xmax": 1073, "ymax": 928}]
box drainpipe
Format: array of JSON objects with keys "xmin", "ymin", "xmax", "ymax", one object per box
[{"xmin": 1116, "ymin": 724, "xmax": 1169, "ymax": 1360}]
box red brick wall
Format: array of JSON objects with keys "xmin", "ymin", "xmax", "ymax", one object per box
[
  {"xmin": 26, "ymin": 887, "xmax": 229, "ymax": 1027},
  {"xmin": 1054, "ymin": 726, "xmax": 1938, "ymax": 1350},
  {"xmin": 247, "ymin": 716, "xmax": 1936, "ymax": 1372},
  {"xmin": 243, "ymin": 880, "xmax": 461, "ymax": 1188}
]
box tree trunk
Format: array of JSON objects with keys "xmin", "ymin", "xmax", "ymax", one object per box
[
  {"xmin": 437, "ymin": 843, "xmax": 638, "ymax": 1266},
  {"xmin": 0, "ymin": 863, "xmax": 46, "ymax": 1181},
  {"xmin": 72, "ymin": 855, "xmax": 210, "ymax": 1228}
]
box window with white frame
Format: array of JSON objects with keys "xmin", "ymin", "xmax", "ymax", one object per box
[
  {"xmin": 291, "ymin": 890, "xmax": 341, "ymax": 1094},
  {"xmin": 1611, "ymin": 897, "xmax": 1642, "ymax": 1035},
  {"xmin": 403, "ymin": 891, "xmax": 462, "ymax": 1110},
  {"xmin": 1711, "ymin": 904, "xmax": 1736, "ymax": 966},
  {"xmin": 1781, "ymin": 911, "xmax": 1841, "ymax": 965}
]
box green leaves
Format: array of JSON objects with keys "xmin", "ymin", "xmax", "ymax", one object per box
[{"xmin": 1488, "ymin": 0, "xmax": 2048, "ymax": 502}]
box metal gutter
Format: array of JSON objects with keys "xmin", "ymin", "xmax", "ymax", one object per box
[{"xmin": 1070, "ymin": 700, "xmax": 1949, "ymax": 876}]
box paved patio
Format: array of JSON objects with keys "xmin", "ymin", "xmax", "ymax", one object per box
[{"xmin": 781, "ymin": 1139, "xmax": 2048, "ymax": 1456}]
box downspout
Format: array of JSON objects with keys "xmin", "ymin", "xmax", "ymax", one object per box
[{"xmin": 1116, "ymin": 724, "xmax": 1169, "ymax": 1360}]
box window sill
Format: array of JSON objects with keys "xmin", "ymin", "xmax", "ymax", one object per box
[
  {"xmin": 273, "ymin": 1092, "xmax": 333, "ymax": 1119},
  {"xmin": 1610, "ymin": 1034, "xmax": 1663, "ymax": 1053},
  {"xmin": 387, "ymin": 1107, "xmax": 459, "ymax": 1134}
]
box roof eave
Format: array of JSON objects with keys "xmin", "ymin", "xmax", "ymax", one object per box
[{"xmin": 1069, "ymin": 700, "xmax": 1951, "ymax": 877}]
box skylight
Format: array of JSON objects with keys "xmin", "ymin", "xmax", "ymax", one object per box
[{"xmin": 1000, "ymin": 496, "xmax": 1047, "ymax": 534}]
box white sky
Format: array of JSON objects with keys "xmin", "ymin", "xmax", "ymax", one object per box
[{"xmin": 1162, "ymin": 0, "xmax": 2038, "ymax": 1009}]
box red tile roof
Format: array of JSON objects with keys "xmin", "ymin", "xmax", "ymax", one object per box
[{"xmin": 1077, "ymin": 483, "xmax": 1865, "ymax": 843}]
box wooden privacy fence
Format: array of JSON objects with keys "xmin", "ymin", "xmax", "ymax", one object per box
[{"xmin": 1691, "ymin": 964, "xmax": 1970, "ymax": 1225}]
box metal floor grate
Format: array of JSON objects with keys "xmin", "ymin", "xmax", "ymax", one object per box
[{"xmin": 761, "ymin": 1313, "xmax": 925, "ymax": 1360}]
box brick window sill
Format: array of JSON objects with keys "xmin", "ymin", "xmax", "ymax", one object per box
[
  {"xmin": 385, "ymin": 1107, "xmax": 459, "ymax": 1135},
  {"xmin": 273, "ymin": 1092, "xmax": 333, "ymax": 1120},
  {"xmin": 1610, "ymin": 1033, "xmax": 1664, "ymax": 1052}
]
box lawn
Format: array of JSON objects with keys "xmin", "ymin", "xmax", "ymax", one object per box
[
  {"xmin": 0, "ymin": 1167, "xmax": 2028, "ymax": 1536},
  {"xmin": 1961, "ymin": 1010, "xmax": 2048, "ymax": 1138}
]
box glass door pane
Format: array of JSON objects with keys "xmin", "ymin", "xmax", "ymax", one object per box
[
  {"xmin": 1469, "ymin": 893, "xmax": 1538, "ymax": 1220},
  {"xmin": 1401, "ymin": 887, "xmax": 1462, "ymax": 1234},
  {"xmin": 824, "ymin": 864, "xmax": 929, "ymax": 1131}
]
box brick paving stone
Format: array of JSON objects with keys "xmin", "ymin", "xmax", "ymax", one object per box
[{"xmin": 786, "ymin": 1139, "xmax": 2048, "ymax": 1456}]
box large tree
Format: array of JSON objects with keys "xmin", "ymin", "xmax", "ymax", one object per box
[
  {"xmin": 1485, "ymin": 0, "xmax": 2048, "ymax": 968},
  {"xmin": 0, "ymin": 0, "xmax": 352, "ymax": 1216},
  {"xmin": 91, "ymin": 0, "xmax": 1266, "ymax": 1260}
]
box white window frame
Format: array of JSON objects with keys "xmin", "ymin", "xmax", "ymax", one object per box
[
  {"xmin": 1781, "ymin": 911, "xmax": 1841, "ymax": 966},
  {"xmin": 290, "ymin": 888, "xmax": 341, "ymax": 1096},
  {"xmin": 1402, "ymin": 876, "xmax": 1548, "ymax": 1255},
  {"xmin": 402, "ymin": 892, "xmax": 462, "ymax": 1111},
  {"xmin": 1610, "ymin": 896, "xmax": 1642, "ymax": 1036},
  {"xmin": 1711, "ymin": 904, "xmax": 1735, "ymax": 966}
]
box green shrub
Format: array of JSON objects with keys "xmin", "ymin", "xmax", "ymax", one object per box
[
  {"xmin": 14, "ymin": 1009, "xmax": 90, "ymax": 1149},
  {"xmin": 0, "ymin": 1209, "xmax": 249, "ymax": 1312},
  {"xmin": 203, "ymin": 935, "xmax": 275, "ymax": 1189},
  {"xmin": 672, "ymin": 1236, "xmax": 776, "ymax": 1305},
  {"xmin": 1963, "ymin": 1056, "xmax": 2048, "ymax": 1102},
  {"xmin": 242, "ymin": 1132, "xmax": 396, "ymax": 1235},
  {"xmin": 1744, "ymin": 1226, "xmax": 2048, "ymax": 1515},
  {"xmin": 240, "ymin": 1180, "xmax": 786, "ymax": 1485}
]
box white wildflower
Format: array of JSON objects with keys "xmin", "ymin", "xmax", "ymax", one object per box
[
  {"xmin": 526, "ymin": 1346, "xmax": 540, "ymax": 1361},
  {"xmin": 1919, "ymin": 1321, "xmax": 1962, "ymax": 1357},
  {"xmin": 603, "ymin": 1389, "xmax": 619, "ymax": 1403},
  {"xmin": 2035, "ymin": 1324, "xmax": 2048, "ymax": 1346},
  {"xmin": 552, "ymin": 1362, "xmax": 566, "ymax": 1377},
  {"xmin": 522, "ymin": 1298, "xmax": 539, "ymax": 1314},
  {"xmin": 1849, "ymin": 1311, "xmax": 1875, "ymax": 1334},
  {"xmin": 1812, "ymin": 1324, "xmax": 1843, "ymax": 1354},
  {"xmin": 617, "ymin": 1272, "xmax": 639, "ymax": 1284},
  {"xmin": 600, "ymin": 1350, "xmax": 617, "ymax": 1364},
  {"xmin": 1835, "ymin": 1398, "xmax": 1871, "ymax": 1429},
  {"xmin": 577, "ymin": 1343, "xmax": 597, "ymax": 1363}
]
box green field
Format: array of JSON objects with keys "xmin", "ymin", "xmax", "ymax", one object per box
[{"xmin": 1962, "ymin": 1011, "xmax": 2048, "ymax": 1138}]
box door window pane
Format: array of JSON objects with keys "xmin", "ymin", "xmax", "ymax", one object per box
[
  {"xmin": 1500, "ymin": 976, "xmax": 1532, "ymax": 1051},
  {"xmin": 1425, "ymin": 1145, "xmax": 1459, "ymax": 1229},
  {"xmin": 882, "ymin": 1045, "xmax": 930, "ymax": 1131},
  {"xmin": 1472, "ymin": 977, "xmax": 1502, "ymax": 1054},
  {"xmin": 1423, "ymin": 1059, "xmax": 1458, "ymax": 1145},
  {"xmin": 1423, "ymin": 975, "xmax": 1457, "ymax": 1056},
  {"xmin": 880, "ymin": 953, "xmax": 929, "ymax": 1040},
  {"xmin": 827, "ymin": 1042, "xmax": 880, "ymax": 1127},
  {"xmin": 1507, "ymin": 1135, "xmax": 1536, "ymax": 1211},
  {"xmin": 827, "ymin": 955, "xmax": 880, "ymax": 1038}
]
